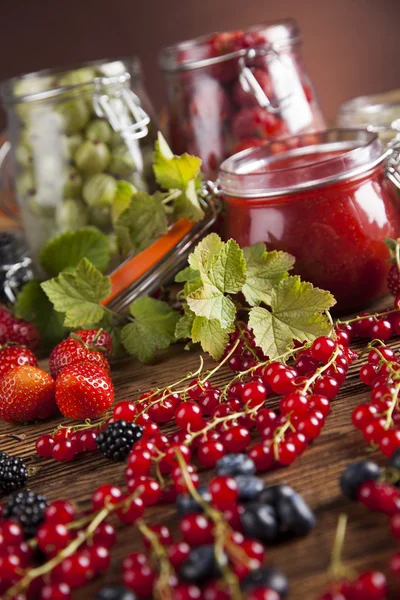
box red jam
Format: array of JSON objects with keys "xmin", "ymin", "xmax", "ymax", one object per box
[{"xmin": 220, "ymin": 130, "xmax": 400, "ymax": 312}]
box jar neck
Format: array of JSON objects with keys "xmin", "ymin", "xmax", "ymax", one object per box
[{"xmin": 219, "ymin": 129, "xmax": 389, "ymax": 199}]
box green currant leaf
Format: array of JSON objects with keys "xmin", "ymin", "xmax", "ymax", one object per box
[
  {"xmin": 189, "ymin": 233, "xmax": 224, "ymax": 271},
  {"xmin": 175, "ymin": 266, "xmax": 200, "ymax": 283},
  {"xmin": 121, "ymin": 296, "xmax": 179, "ymax": 362},
  {"xmin": 207, "ymin": 239, "xmax": 246, "ymax": 294},
  {"xmin": 111, "ymin": 180, "xmax": 136, "ymax": 225},
  {"xmin": 242, "ymin": 244, "xmax": 295, "ymax": 306},
  {"xmin": 191, "ymin": 316, "xmax": 233, "ymax": 360},
  {"xmin": 175, "ymin": 305, "xmax": 196, "ymax": 340},
  {"xmin": 187, "ymin": 280, "xmax": 237, "ymax": 329},
  {"xmin": 248, "ymin": 275, "xmax": 336, "ymax": 358},
  {"xmin": 40, "ymin": 227, "xmax": 110, "ymax": 277},
  {"xmin": 172, "ymin": 180, "xmax": 204, "ymax": 222},
  {"xmin": 154, "ymin": 132, "xmax": 202, "ymax": 192},
  {"xmin": 14, "ymin": 280, "xmax": 67, "ymax": 348},
  {"xmin": 115, "ymin": 191, "xmax": 168, "ymax": 254},
  {"xmin": 41, "ymin": 258, "xmax": 111, "ymax": 327}
]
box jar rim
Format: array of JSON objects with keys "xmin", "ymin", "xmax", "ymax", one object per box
[
  {"xmin": 1, "ymin": 56, "xmax": 142, "ymax": 105},
  {"xmin": 337, "ymin": 89, "xmax": 400, "ymax": 133},
  {"xmin": 159, "ymin": 19, "xmax": 301, "ymax": 72},
  {"xmin": 219, "ymin": 129, "xmax": 389, "ymax": 199}
]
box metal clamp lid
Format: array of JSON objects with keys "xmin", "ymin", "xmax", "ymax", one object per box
[
  {"xmin": 93, "ymin": 74, "xmax": 150, "ymax": 142},
  {"xmin": 386, "ymin": 139, "xmax": 400, "ymax": 190},
  {"xmin": 238, "ymin": 47, "xmax": 293, "ymax": 114}
]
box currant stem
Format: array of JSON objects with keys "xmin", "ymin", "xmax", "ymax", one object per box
[
  {"xmin": 327, "ymin": 514, "xmax": 356, "ymax": 582},
  {"xmin": 337, "ymin": 308, "xmax": 399, "ymax": 326},
  {"xmin": 137, "ymin": 520, "xmax": 175, "ymax": 600},
  {"xmin": 301, "ymin": 347, "xmax": 341, "ymax": 395}
]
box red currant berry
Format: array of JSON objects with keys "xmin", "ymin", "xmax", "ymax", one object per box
[
  {"xmin": 128, "ymin": 450, "xmax": 152, "ymax": 475},
  {"xmin": 142, "ymin": 524, "xmax": 173, "ymax": 549},
  {"xmin": 241, "ymin": 380, "xmax": 267, "ymax": 407},
  {"xmin": 197, "ymin": 441, "xmax": 226, "ymax": 467},
  {"xmin": 167, "ymin": 541, "xmax": 191, "ymax": 568},
  {"xmin": 36, "ymin": 434, "xmax": 55, "ymax": 458},
  {"xmin": 93, "ymin": 522, "xmax": 116, "ymax": 548},
  {"xmin": 270, "ymin": 367, "xmax": 296, "ymax": 395},
  {"xmin": 92, "ymin": 484, "xmax": 122, "ymax": 511},
  {"xmin": 209, "ymin": 476, "xmax": 238, "ymax": 510},
  {"xmin": 180, "ymin": 514, "xmax": 214, "ymax": 545},
  {"xmin": 294, "ymin": 353, "xmax": 319, "ymax": 376},
  {"xmin": 79, "ymin": 430, "xmax": 97, "ymax": 451},
  {"xmin": 353, "ymin": 570, "xmax": 388, "ymax": 600},
  {"xmin": 117, "ymin": 496, "xmax": 145, "ymax": 524},
  {"xmin": 311, "ymin": 336, "xmax": 336, "ymax": 363},
  {"xmin": 353, "ymin": 313, "xmax": 374, "ymax": 337},
  {"xmin": 280, "ymin": 392, "xmax": 309, "ymax": 416},
  {"xmin": 52, "ymin": 440, "xmax": 75, "ymax": 462},
  {"xmin": 45, "ymin": 500, "xmax": 75, "ymax": 525},
  {"xmin": 175, "ymin": 402, "xmax": 204, "ymax": 431},
  {"xmin": 113, "ymin": 401, "xmax": 137, "ymax": 421},
  {"xmin": 222, "ymin": 425, "xmax": 251, "ymax": 452},
  {"xmin": 84, "ymin": 545, "xmax": 110, "ymax": 572},
  {"xmin": 126, "ymin": 476, "xmax": 161, "ymax": 506},
  {"xmin": 313, "ymin": 376, "xmax": 339, "ymax": 400},
  {"xmin": 0, "ymin": 521, "xmax": 24, "ymax": 545},
  {"xmin": 39, "ymin": 582, "xmax": 71, "ymax": 600},
  {"xmin": 247, "ymin": 442, "xmax": 274, "ymax": 472},
  {"xmin": 123, "ymin": 564, "xmax": 156, "ymax": 596}
]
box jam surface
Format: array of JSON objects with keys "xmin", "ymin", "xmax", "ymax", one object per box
[{"xmin": 223, "ymin": 162, "xmax": 400, "ymax": 312}]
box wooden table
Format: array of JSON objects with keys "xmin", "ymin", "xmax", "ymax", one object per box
[{"xmin": 0, "ymin": 337, "xmax": 398, "ymax": 599}]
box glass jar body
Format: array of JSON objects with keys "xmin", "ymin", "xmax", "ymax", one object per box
[
  {"xmin": 2, "ymin": 60, "xmax": 157, "ymax": 269},
  {"xmin": 222, "ymin": 163, "xmax": 400, "ymax": 312},
  {"xmin": 161, "ymin": 22, "xmax": 325, "ymax": 179}
]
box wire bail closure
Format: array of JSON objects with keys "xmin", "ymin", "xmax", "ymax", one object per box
[
  {"xmin": 238, "ymin": 47, "xmax": 293, "ymax": 114},
  {"xmin": 93, "ymin": 74, "xmax": 150, "ymax": 142},
  {"xmin": 386, "ymin": 139, "xmax": 400, "ymax": 189}
]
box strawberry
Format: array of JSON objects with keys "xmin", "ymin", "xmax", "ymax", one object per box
[
  {"xmin": 73, "ymin": 329, "xmax": 113, "ymax": 359},
  {"xmin": 0, "ymin": 308, "xmax": 40, "ymax": 350},
  {"xmin": 0, "ymin": 366, "xmax": 56, "ymax": 422},
  {"xmin": 388, "ymin": 263, "xmax": 400, "ymax": 295},
  {"xmin": 55, "ymin": 361, "xmax": 114, "ymax": 420},
  {"xmin": 0, "ymin": 345, "xmax": 38, "ymax": 379},
  {"xmin": 49, "ymin": 337, "xmax": 110, "ymax": 379}
]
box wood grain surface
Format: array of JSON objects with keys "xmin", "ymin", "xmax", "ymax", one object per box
[{"xmin": 0, "ymin": 337, "xmax": 398, "ymax": 600}]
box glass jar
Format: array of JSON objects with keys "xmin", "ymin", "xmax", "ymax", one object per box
[
  {"xmin": 160, "ymin": 19, "xmax": 325, "ymax": 179},
  {"xmin": 219, "ymin": 129, "xmax": 400, "ymax": 312},
  {"xmin": 337, "ymin": 89, "xmax": 400, "ymax": 144},
  {"xmin": 0, "ymin": 58, "xmax": 157, "ymax": 267}
]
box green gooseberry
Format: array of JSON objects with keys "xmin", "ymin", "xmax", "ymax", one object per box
[
  {"xmin": 75, "ymin": 140, "xmax": 110, "ymax": 174},
  {"xmin": 55, "ymin": 198, "xmax": 88, "ymax": 231},
  {"xmin": 56, "ymin": 99, "xmax": 90, "ymax": 134},
  {"xmin": 110, "ymin": 131, "xmax": 123, "ymax": 148},
  {"xmin": 15, "ymin": 171, "xmax": 36, "ymax": 198},
  {"xmin": 63, "ymin": 167, "xmax": 82, "ymax": 198},
  {"xmin": 82, "ymin": 173, "xmax": 117, "ymax": 208},
  {"xmin": 88, "ymin": 204, "xmax": 112, "ymax": 230},
  {"xmin": 15, "ymin": 143, "xmax": 33, "ymax": 167},
  {"xmin": 62, "ymin": 133, "xmax": 83, "ymax": 160},
  {"xmin": 109, "ymin": 146, "xmax": 136, "ymax": 178},
  {"xmin": 85, "ymin": 120, "xmax": 112, "ymax": 144},
  {"xmin": 58, "ymin": 68, "xmax": 96, "ymax": 88},
  {"xmin": 14, "ymin": 75, "xmax": 54, "ymax": 98}
]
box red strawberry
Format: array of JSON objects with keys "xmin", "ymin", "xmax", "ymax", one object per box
[
  {"xmin": 73, "ymin": 329, "xmax": 113, "ymax": 359},
  {"xmin": 0, "ymin": 366, "xmax": 56, "ymax": 422},
  {"xmin": 0, "ymin": 345, "xmax": 38, "ymax": 379},
  {"xmin": 49, "ymin": 337, "xmax": 110, "ymax": 379},
  {"xmin": 0, "ymin": 308, "xmax": 40, "ymax": 350},
  {"xmin": 55, "ymin": 361, "xmax": 114, "ymax": 420},
  {"xmin": 388, "ymin": 263, "xmax": 400, "ymax": 295}
]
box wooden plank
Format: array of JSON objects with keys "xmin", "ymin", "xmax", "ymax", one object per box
[{"xmin": 0, "ymin": 339, "xmax": 398, "ymax": 599}]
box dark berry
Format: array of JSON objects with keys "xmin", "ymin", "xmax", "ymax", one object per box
[
  {"xmin": 388, "ymin": 448, "xmax": 400, "ymax": 472},
  {"xmin": 176, "ymin": 486, "xmax": 211, "ymax": 516},
  {"xmin": 242, "ymin": 566, "xmax": 289, "ymax": 597},
  {"xmin": 0, "ymin": 455, "xmax": 27, "ymax": 494},
  {"xmin": 96, "ymin": 420, "xmax": 143, "ymax": 461},
  {"xmin": 274, "ymin": 490, "xmax": 316, "ymax": 536},
  {"xmin": 256, "ymin": 484, "xmax": 295, "ymax": 507},
  {"xmin": 216, "ymin": 453, "xmax": 256, "ymax": 477},
  {"xmin": 96, "ymin": 585, "xmax": 137, "ymax": 600},
  {"xmin": 3, "ymin": 490, "xmax": 48, "ymax": 537},
  {"xmin": 340, "ymin": 460, "xmax": 382, "ymax": 500},
  {"xmin": 240, "ymin": 503, "xmax": 278, "ymax": 542},
  {"xmin": 235, "ymin": 475, "xmax": 265, "ymax": 502},
  {"xmin": 180, "ymin": 544, "xmax": 222, "ymax": 584}
]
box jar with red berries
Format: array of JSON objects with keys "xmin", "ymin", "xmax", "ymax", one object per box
[
  {"xmin": 159, "ymin": 19, "xmax": 325, "ymax": 179},
  {"xmin": 218, "ymin": 129, "xmax": 400, "ymax": 312}
]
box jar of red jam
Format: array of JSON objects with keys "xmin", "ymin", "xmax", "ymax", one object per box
[
  {"xmin": 218, "ymin": 129, "xmax": 400, "ymax": 312},
  {"xmin": 159, "ymin": 19, "xmax": 325, "ymax": 180}
]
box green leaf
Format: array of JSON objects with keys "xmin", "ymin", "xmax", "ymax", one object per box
[
  {"xmin": 187, "ymin": 281, "xmax": 236, "ymax": 329},
  {"xmin": 173, "ymin": 180, "xmax": 204, "ymax": 222},
  {"xmin": 175, "ymin": 266, "xmax": 200, "ymax": 283},
  {"xmin": 41, "ymin": 258, "xmax": 111, "ymax": 327},
  {"xmin": 40, "ymin": 227, "xmax": 110, "ymax": 277},
  {"xmin": 121, "ymin": 296, "xmax": 179, "ymax": 362},
  {"xmin": 14, "ymin": 280, "xmax": 67, "ymax": 347},
  {"xmin": 154, "ymin": 133, "xmax": 202, "ymax": 192},
  {"xmin": 208, "ymin": 239, "xmax": 246, "ymax": 294},
  {"xmin": 116, "ymin": 191, "xmax": 168, "ymax": 254},
  {"xmin": 242, "ymin": 244, "xmax": 295, "ymax": 306},
  {"xmin": 248, "ymin": 275, "xmax": 336, "ymax": 358},
  {"xmin": 111, "ymin": 180, "xmax": 136, "ymax": 224},
  {"xmin": 191, "ymin": 316, "xmax": 233, "ymax": 360},
  {"xmin": 189, "ymin": 233, "xmax": 224, "ymax": 271},
  {"xmin": 175, "ymin": 306, "xmax": 196, "ymax": 341}
]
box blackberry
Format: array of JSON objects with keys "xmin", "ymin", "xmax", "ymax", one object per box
[
  {"xmin": 3, "ymin": 490, "xmax": 48, "ymax": 537},
  {"xmin": 0, "ymin": 455, "xmax": 28, "ymax": 494},
  {"xmin": 96, "ymin": 420, "xmax": 143, "ymax": 461},
  {"xmin": 96, "ymin": 586, "xmax": 137, "ymax": 600}
]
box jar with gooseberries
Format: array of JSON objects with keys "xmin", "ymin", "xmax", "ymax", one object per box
[
  {"xmin": 160, "ymin": 19, "xmax": 325, "ymax": 179},
  {"xmin": 0, "ymin": 58, "xmax": 157, "ymax": 268}
]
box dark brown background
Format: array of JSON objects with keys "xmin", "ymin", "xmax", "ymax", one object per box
[{"xmin": 0, "ymin": 0, "xmax": 400, "ymax": 130}]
